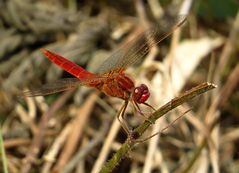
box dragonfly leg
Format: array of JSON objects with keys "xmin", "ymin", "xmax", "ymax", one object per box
[
  {"xmin": 117, "ymin": 100, "xmax": 131, "ymax": 136},
  {"xmin": 133, "ymin": 101, "xmax": 146, "ymax": 117},
  {"xmin": 143, "ymin": 102, "xmax": 156, "ymax": 111},
  {"xmin": 132, "ymin": 101, "xmax": 154, "ymax": 125}
]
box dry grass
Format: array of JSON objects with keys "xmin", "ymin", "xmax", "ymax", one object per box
[{"xmin": 0, "ymin": 0, "xmax": 238, "ymax": 173}]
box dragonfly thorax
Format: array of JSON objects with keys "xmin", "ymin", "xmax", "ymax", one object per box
[
  {"xmin": 99, "ymin": 73, "xmax": 135, "ymax": 100},
  {"xmin": 132, "ymin": 84, "xmax": 150, "ymax": 104}
]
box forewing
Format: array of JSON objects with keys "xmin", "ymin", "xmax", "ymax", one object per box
[{"xmin": 97, "ymin": 15, "xmax": 187, "ymax": 74}]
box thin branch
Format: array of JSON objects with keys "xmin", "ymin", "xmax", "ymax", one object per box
[
  {"xmin": 177, "ymin": 64, "xmax": 239, "ymax": 173},
  {"xmin": 99, "ymin": 82, "xmax": 217, "ymax": 173}
]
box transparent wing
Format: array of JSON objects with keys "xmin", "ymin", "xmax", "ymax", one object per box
[
  {"xmin": 97, "ymin": 15, "xmax": 187, "ymax": 74},
  {"xmin": 22, "ymin": 73, "xmax": 114, "ymax": 97},
  {"xmin": 22, "ymin": 78, "xmax": 82, "ymax": 97}
]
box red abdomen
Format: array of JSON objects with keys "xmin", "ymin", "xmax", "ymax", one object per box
[{"xmin": 40, "ymin": 48, "xmax": 94, "ymax": 80}]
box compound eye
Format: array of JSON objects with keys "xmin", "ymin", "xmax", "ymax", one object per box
[
  {"xmin": 133, "ymin": 87, "xmax": 142, "ymax": 102},
  {"xmin": 133, "ymin": 84, "xmax": 150, "ymax": 104}
]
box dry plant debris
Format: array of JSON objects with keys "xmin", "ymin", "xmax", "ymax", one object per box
[{"xmin": 0, "ymin": 0, "xmax": 238, "ymax": 173}]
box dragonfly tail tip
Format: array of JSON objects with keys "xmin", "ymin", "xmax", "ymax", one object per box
[{"xmin": 40, "ymin": 48, "xmax": 48, "ymax": 54}]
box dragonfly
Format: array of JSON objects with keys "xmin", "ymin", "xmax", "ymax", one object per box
[{"xmin": 24, "ymin": 15, "xmax": 186, "ymax": 135}]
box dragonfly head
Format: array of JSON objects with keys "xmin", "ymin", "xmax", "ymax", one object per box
[{"xmin": 132, "ymin": 84, "xmax": 150, "ymax": 104}]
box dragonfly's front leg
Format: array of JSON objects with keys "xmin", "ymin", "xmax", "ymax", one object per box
[
  {"xmin": 143, "ymin": 102, "xmax": 156, "ymax": 111},
  {"xmin": 132, "ymin": 101, "xmax": 154, "ymax": 125}
]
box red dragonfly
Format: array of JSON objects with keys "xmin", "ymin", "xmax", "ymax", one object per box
[{"xmin": 24, "ymin": 15, "xmax": 186, "ymax": 135}]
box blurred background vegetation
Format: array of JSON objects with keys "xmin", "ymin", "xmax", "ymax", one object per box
[{"xmin": 0, "ymin": 0, "xmax": 238, "ymax": 173}]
